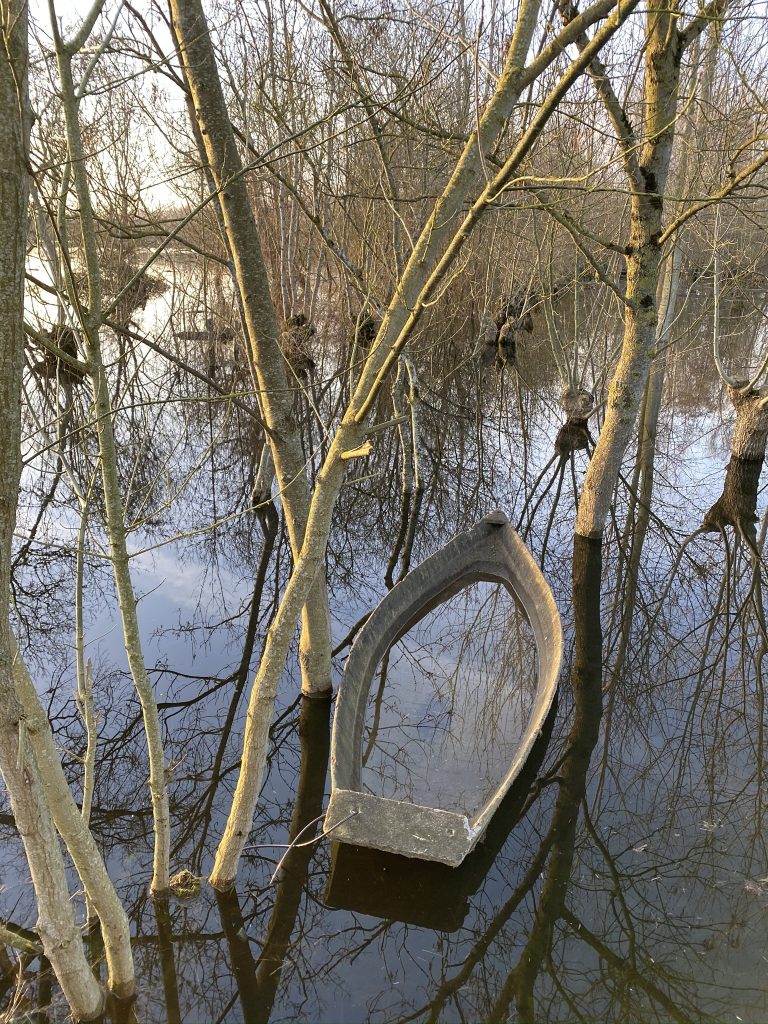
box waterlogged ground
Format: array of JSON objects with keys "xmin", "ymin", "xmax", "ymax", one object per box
[{"xmin": 4, "ymin": 321, "xmax": 768, "ymax": 1022}]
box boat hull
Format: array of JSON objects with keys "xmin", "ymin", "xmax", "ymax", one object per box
[{"xmin": 325, "ymin": 511, "xmax": 563, "ymax": 866}]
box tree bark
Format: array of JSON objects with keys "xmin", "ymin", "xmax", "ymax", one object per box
[
  {"xmin": 727, "ymin": 385, "xmax": 768, "ymax": 462},
  {"xmin": 51, "ymin": 14, "xmax": 172, "ymax": 894},
  {"xmin": 571, "ymin": 0, "xmax": 712, "ymax": 539},
  {"xmin": 0, "ymin": 4, "xmax": 105, "ymax": 1016},
  {"xmin": 169, "ymin": 0, "xmax": 333, "ymax": 697},
  {"xmin": 702, "ymin": 455, "xmax": 762, "ymax": 550},
  {"xmin": 12, "ymin": 643, "xmax": 135, "ymax": 999}
]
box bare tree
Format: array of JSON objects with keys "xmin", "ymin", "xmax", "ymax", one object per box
[
  {"xmin": 44, "ymin": 0, "xmax": 172, "ymax": 895},
  {"xmin": 569, "ymin": 0, "xmax": 768, "ymax": 539},
  {"xmin": 0, "ymin": 2, "xmax": 107, "ymax": 1016},
  {"xmin": 168, "ymin": 0, "xmax": 642, "ymax": 889}
]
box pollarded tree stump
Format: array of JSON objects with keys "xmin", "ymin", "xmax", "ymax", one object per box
[
  {"xmin": 555, "ymin": 417, "xmax": 591, "ymax": 458},
  {"xmin": 728, "ymin": 383, "xmax": 768, "ymax": 462},
  {"xmin": 559, "ymin": 387, "xmax": 594, "ymax": 419}
]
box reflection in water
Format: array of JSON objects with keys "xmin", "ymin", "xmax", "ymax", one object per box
[
  {"xmin": 326, "ymin": 693, "xmax": 557, "ymax": 932},
  {"xmin": 7, "ymin": 293, "xmax": 768, "ymax": 1021},
  {"xmin": 153, "ymin": 896, "xmax": 181, "ymax": 1024},
  {"xmin": 361, "ymin": 581, "xmax": 538, "ymax": 818},
  {"xmin": 488, "ymin": 536, "xmax": 603, "ymax": 1022}
]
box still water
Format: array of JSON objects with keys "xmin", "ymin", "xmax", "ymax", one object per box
[
  {"xmin": 361, "ymin": 580, "xmax": 538, "ymax": 819},
  {"xmin": 4, "ymin": 295, "xmax": 768, "ymax": 1022}
]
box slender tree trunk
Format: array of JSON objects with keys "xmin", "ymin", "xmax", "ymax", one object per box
[
  {"xmin": 574, "ymin": 202, "xmax": 669, "ymax": 538},
  {"xmin": 12, "ymin": 644, "xmax": 135, "ymax": 1000},
  {"xmin": 86, "ymin": 355, "xmax": 173, "ymax": 893},
  {"xmin": 607, "ymin": 74, "xmax": 696, "ymax": 660},
  {"xmin": 169, "ymin": 0, "xmax": 333, "ymax": 697},
  {"xmin": 0, "ymin": 731, "xmax": 105, "ymax": 1019},
  {"xmin": 153, "ymin": 896, "xmax": 182, "ymax": 1024},
  {"xmin": 51, "ymin": 23, "xmax": 171, "ymax": 894},
  {"xmin": 0, "ymin": 5, "xmax": 105, "ymax": 1016},
  {"xmin": 574, "ymin": 0, "xmax": 687, "ymax": 538},
  {"xmin": 250, "ymin": 697, "xmax": 331, "ymax": 1023}
]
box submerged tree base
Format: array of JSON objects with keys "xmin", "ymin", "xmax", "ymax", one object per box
[{"xmin": 702, "ymin": 455, "xmax": 763, "ymax": 550}]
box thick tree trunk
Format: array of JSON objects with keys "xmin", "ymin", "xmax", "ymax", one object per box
[
  {"xmin": 702, "ymin": 456, "xmax": 762, "ymax": 550},
  {"xmin": 0, "ymin": 5, "xmax": 105, "ymax": 1016},
  {"xmin": 699, "ymin": 391, "xmax": 768, "ymax": 548},
  {"xmin": 727, "ymin": 386, "xmax": 768, "ymax": 462}
]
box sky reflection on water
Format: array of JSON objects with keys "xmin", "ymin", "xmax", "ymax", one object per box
[{"xmin": 5, "ymin": 308, "xmax": 768, "ymax": 1023}]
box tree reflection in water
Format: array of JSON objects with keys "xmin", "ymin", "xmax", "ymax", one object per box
[
  {"xmin": 360, "ymin": 580, "xmax": 538, "ymax": 819},
  {"xmin": 5, "ymin": 316, "xmax": 768, "ymax": 1021}
]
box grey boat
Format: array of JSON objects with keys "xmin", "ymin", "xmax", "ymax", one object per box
[{"xmin": 324, "ymin": 511, "xmax": 563, "ymax": 867}]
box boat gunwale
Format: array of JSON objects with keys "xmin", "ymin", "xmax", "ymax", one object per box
[{"xmin": 325, "ymin": 512, "xmax": 563, "ymax": 866}]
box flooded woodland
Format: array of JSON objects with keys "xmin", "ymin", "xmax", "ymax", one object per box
[{"xmin": 2, "ymin": 0, "xmax": 768, "ymax": 1021}]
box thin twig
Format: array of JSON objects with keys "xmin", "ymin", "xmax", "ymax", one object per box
[{"xmin": 243, "ymin": 811, "xmax": 359, "ymax": 884}]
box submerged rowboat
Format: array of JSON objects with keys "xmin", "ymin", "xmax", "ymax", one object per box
[
  {"xmin": 325, "ymin": 694, "xmax": 557, "ymax": 928},
  {"xmin": 324, "ymin": 511, "xmax": 563, "ymax": 867}
]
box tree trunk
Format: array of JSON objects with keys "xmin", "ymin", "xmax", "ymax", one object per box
[
  {"xmin": 0, "ymin": 5, "xmax": 105, "ymax": 1016},
  {"xmin": 488, "ymin": 535, "xmax": 604, "ymax": 1022},
  {"xmin": 12, "ymin": 644, "xmax": 135, "ymax": 999},
  {"xmin": 169, "ymin": 0, "xmax": 333, "ymax": 697},
  {"xmin": 52, "ymin": 29, "xmax": 172, "ymax": 894},
  {"xmin": 702, "ymin": 455, "xmax": 762, "ymax": 550},
  {"xmin": 574, "ymin": 0, "xmax": 687, "ymax": 539},
  {"xmin": 727, "ymin": 386, "xmax": 768, "ymax": 462}
]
